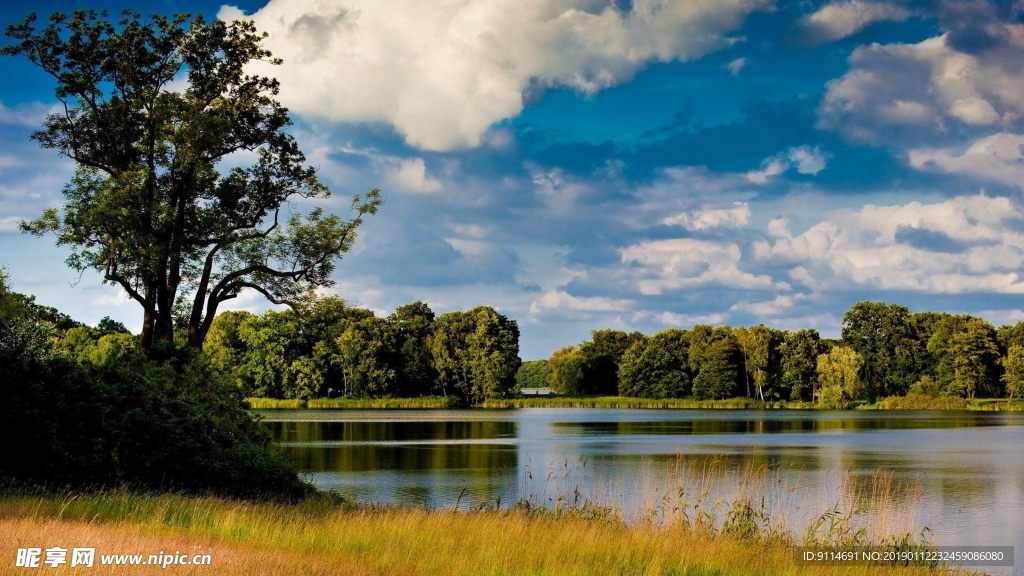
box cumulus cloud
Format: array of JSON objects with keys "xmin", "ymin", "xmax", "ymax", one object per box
[
  {"xmin": 663, "ymin": 202, "xmax": 751, "ymax": 230},
  {"xmin": 529, "ymin": 290, "xmax": 633, "ymax": 315},
  {"xmin": 620, "ymin": 238, "xmax": 779, "ymax": 295},
  {"xmin": 746, "ymin": 145, "xmax": 830, "ymax": 183},
  {"xmin": 650, "ymin": 310, "xmax": 729, "ymax": 327},
  {"xmin": 794, "ymin": 0, "xmax": 911, "ymax": 46},
  {"xmin": 818, "ymin": 10, "xmax": 1024, "ymax": 146},
  {"xmin": 385, "ymin": 157, "xmax": 443, "ymax": 193},
  {"xmin": 909, "ymin": 132, "xmax": 1024, "ymax": 189},
  {"xmin": 752, "ymin": 194, "xmax": 1024, "ymax": 294},
  {"xmin": 220, "ymin": 0, "xmax": 771, "ymax": 150}
]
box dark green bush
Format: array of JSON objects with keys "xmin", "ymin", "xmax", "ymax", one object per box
[{"xmin": 0, "ymin": 318, "xmax": 313, "ymax": 501}]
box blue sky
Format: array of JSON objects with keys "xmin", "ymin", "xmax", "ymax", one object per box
[{"xmin": 4, "ymin": 0, "xmax": 1024, "ymax": 359}]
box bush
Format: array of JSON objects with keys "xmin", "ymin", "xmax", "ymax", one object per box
[{"xmin": 0, "ymin": 319, "xmax": 313, "ymax": 500}]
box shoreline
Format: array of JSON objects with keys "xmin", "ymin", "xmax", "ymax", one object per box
[{"xmin": 245, "ymin": 395, "xmax": 1024, "ymax": 411}]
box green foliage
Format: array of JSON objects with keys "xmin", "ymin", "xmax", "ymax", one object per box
[
  {"xmin": 388, "ymin": 301, "xmax": 437, "ymax": 396},
  {"xmin": 617, "ymin": 330, "xmax": 691, "ymax": 398},
  {"xmin": 547, "ymin": 346, "xmax": 586, "ymax": 394},
  {"xmin": 691, "ymin": 328, "xmax": 741, "ymax": 400},
  {"xmin": 907, "ymin": 376, "xmax": 941, "ymax": 398},
  {"xmin": 333, "ymin": 317, "xmax": 396, "ymax": 397},
  {"xmin": 428, "ymin": 306, "xmax": 521, "ymax": 403},
  {"xmin": 575, "ymin": 329, "xmax": 645, "ymax": 395},
  {"xmin": 780, "ymin": 329, "xmax": 824, "ymax": 402},
  {"xmin": 515, "ymin": 359, "xmax": 550, "ymax": 388},
  {"xmin": 0, "ymin": 297, "xmax": 311, "ymax": 499},
  {"xmin": 816, "ymin": 347, "xmax": 863, "ymax": 409},
  {"xmin": 3, "ymin": 10, "xmax": 379, "ymax": 350},
  {"xmin": 1003, "ymin": 345, "xmax": 1024, "ymax": 400},
  {"xmin": 841, "ymin": 302, "xmax": 923, "ymax": 399},
  {"xmin": 947, "ymin": 318, "xmax": 1001, "ymax": 400}
]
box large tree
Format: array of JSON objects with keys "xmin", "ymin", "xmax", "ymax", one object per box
[
  {"xmin": 4, "ymin": 10, "xmax": 380, "ymax": 350},
  {"xmin": 840, "ymin": 302, "xmax": 922, "ymax": 399}
]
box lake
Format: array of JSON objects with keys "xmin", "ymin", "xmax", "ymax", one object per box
[{"xmin": 259, "ymin": 408, "xmax": 1024, "ymax": 571}]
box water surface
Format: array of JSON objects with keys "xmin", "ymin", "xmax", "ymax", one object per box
[{"xmin": 260, "ymin": 408, "xmax": 1024, "ymax": 572}]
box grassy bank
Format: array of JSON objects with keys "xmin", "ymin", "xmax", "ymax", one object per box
[
  {"xmin": 246, "ymin": 396, "xmax": 461, "ymax": 409},
  {"xmin": 249, "ymin": 394, "xmax": 1024, "ymax": 411},
  {"xmin": 0, "ymin": 492, "xmax": 959, "ymax": 576},
  {"xmin": 478, "ymin": 396, "xmax": 794, "ymax": 409}
]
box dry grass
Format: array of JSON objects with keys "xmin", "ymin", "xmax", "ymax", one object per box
[{"xmin": 0, "ymin": 489, "xmax": 967, "ymax": 576}]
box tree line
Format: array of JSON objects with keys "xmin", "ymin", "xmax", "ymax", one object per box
[
  {"xmin": 533, "ymin": 301, "xmax": 1024, "ymax": 406},
  {"xmin": 201, "ymin": 298, "xmax": 521, "ymax": 404}
]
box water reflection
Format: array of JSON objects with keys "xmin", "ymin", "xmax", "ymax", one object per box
[{"xmin": 259, "ymin": 408, "xmax": 1024, "ymax": 572}]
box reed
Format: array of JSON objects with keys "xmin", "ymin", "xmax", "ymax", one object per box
[
  {"xmin": 478, "ymin": 396, "xmax": 785, "ymax": 409},
  {"xmin": 0, "ymin": 486, "xmax": 960, "ymax": 576},
  {"xmin": 246, "ymin": 396, "xmax": 461, "ymax": 409}
]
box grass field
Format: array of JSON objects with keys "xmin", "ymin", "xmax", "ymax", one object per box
[{"xmin": 0, "ymin": 491, "xmax": 964, "ymax": 576}]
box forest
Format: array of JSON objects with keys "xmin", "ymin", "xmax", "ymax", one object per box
[{"xmin": 525, "ymin": 301, "xmax": 1024, "ymax": 408}]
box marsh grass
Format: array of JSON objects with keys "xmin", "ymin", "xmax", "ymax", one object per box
[
  {"xmin": 512, "ymin": 456, "xmax": 927, "ymax": 549},
  {"xmin": 478, "ymin": 396, "xmax": 788, "ymax": 409},
  {"xmin": 246, "ymin": 396, "xmax": 462, "ymax": 409},
  {"xmin": 0, "ymin": 484, "xmax": 959, "ymax": 576}
]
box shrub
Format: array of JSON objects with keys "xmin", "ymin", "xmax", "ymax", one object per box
[{"xmin": 0, "ymin": 319, "xmax": 313, "ymax": 500}]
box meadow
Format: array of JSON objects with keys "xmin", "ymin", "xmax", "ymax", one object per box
[{"xmin": 0, "ymin": 487, "xmax": 960, "ymax": 576}]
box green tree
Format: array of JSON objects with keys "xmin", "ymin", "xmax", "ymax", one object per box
[
  {"xmin": 1002, "ymin": 345, "xmax": 1024, "ymax": 400},
  {"xmin": 576, "ymin": 329, "xmax": 645, "ymax": 395},
  {"xmin": 618, "ymin": 330, "xmax": 690, "ymax": 398},
  {"xmin": 841, "ymin": 302, "xmax": 923, "ymax": 399},
  {"xmin": 547, "ymin": 346, "xmax": 585, "ymax": 394},
  {"xmin": 234, "ymin": 310, "xmax": 300, "ymax": 398},
  {"xmin": 4, "ymin": 10, "xmax": 380, "ymax": 350},
  {"xmin": 333, "ymin": 317, "xmax": 396, "ymax": 397},
  {"xmin": 692, "ymin": 337, "xmax": 739, "ymax": 400},
  {"xmin": 737, "ymin": 325, "xmax": 775, "ymax": 400},
  {"xmin": 516, "ymin": 359, "xmax": 550, "ymax": 389},
  {"xmin": 779, "ymin": 329, "xmax": 824, "ymax": 402},
  {"xmin": 925, "ymin": 314, "xmax": 974, "ymax": 391},
  {"xmin": 947, "ymin": 318, "xmax": 1000, "ymax": 400},
  {"xmin": 816, "ymin": 346, "xmax": 863, "ymax": 409},
  {"xmin": 429, "ymin": 306, "xmax": 520, "ymax": 403},
  {"xmin": 388, "ymin": 301, "xmax": 437, "ymax": 396}
]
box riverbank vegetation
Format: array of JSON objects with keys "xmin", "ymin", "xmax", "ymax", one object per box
[
  {"xmin": 0, "ymin": 489, "xmax": 959, "ymax": 576},
  {"xmin": 541, "ymin": 302, "xmax": 1024, "ymax": 408}
]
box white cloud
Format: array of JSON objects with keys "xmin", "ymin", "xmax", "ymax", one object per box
[
  {"xmin": 663, "ymin": 202, "xmax": 751, "ymax": 230},
  {"xmin": 529, "ymin": 290, "xmax": 633, "ymax": 315},
  {"xmin": 818, "ymin": 20, "xmax": 1024, "ymax": 145},
  {"xmin": 909, "ymin": 132, "xmax": 1024, "ymax": 189},
  {"xmin": 0, "ymin": 216, "xmax": 24, "ymax": 233},
  {"xmin": 620, "ymin": 238, "xmax": 778, "ymax": 295},
  {"xmin": 386, "ymin": 157, "xmax": 443, "ymax": 193},
  {"xmin": 730, "ymin": 293, "xmax": 811, "ymax": 316},
  {"xmin": 651, "ymin": 310, "xmax": 729, "ymax": 327},
  {"xmin": 0, "ymin": 100, "xmax": 58, "ymax": 127},
  {"xmin": 221, "ymin": 0, "xmax": 772, "ymax": 150},
  {"xmin": 746, "ymin": 158, "xmax": 788, "ymax": 184},
  {"xmin": 796, "ymin": 0, "xmax": 911, "ymax": 46},
  {"xmin": 746, "ymin": 145, "xmax": 830, "ymax": 183},
  {"xmin": 725, "ymin": 57, "xmax": 747, "ymax": 76},
  {"xmin": 787, "ymin": 145, "xmax": 830, "ymax": 175},
  {"xmin": 754, "ymin": 194, "xmax": 1024, "ymax": 294}
]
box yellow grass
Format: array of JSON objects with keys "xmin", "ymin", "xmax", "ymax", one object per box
[{"xmin": 0, "ymin": 491, "xmax": 967, "ymax": 576}]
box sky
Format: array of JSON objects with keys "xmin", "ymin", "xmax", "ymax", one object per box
[{"xmin": 4, "ymin": 0, "xmax": 1024, "ymax": 360}]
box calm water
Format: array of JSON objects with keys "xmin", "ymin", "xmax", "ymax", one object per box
[{"xmin": 259, "ymin": 408, "xmax": 1024, "ymax": 571}]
